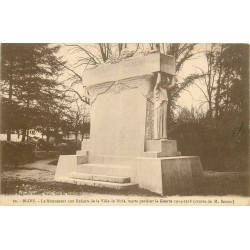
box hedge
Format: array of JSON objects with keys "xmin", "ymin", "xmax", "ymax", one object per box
[
  {"xmin": 169, "ymin": 120, "xmax": 248, "ymax": 172},
  {"xmin": 0, "ymin": 141, "xmax": 36, "ymax": 167}
]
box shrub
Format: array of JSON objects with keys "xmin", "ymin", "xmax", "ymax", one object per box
[
  {"xmin": 169, "ymin": 117, "xmax": 248, "ymax": 172},
  {"xmin": 0, "ymin": 141, "xmax": 36, "ymax": 167},
  {"xmin": 57, "ymin": 139, "xmax": 81, "ymax": 155},
  {"xmin": 58, "ymin": 142, "xmax": 77, "ymax": 155},
  {"xmin": 37, "ymin": 139, "xmax": 56, "ymax": 151}
]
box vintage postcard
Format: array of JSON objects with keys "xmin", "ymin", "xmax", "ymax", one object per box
[{"xmin": 0, "ymin": 43, "xmax": 249, "ymax": 206}]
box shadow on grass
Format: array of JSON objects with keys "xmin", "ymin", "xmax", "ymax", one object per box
[
  {"xmin": 1, "ymin": 179, "xmax": 160, "ymax": 197},
  {"xmin": 1, "ymin": 171, "xmax": 249, "ymax": 197},
  {"xmin": 48, "ymin": 159, "xmax": 58, "ymax": 165},
  {"xmin": 194, "ymin": 173, "xmax": 249, "ymax": 196}
]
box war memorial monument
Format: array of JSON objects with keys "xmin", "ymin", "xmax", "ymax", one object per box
[{"xmin": 55, "ymin": 52, "xmax": 204, "ymax": 195}]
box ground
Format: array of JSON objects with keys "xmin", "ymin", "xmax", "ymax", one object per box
[{"xmin": 1, "ymin": 159, "xmax": 249, "ymax": 197}]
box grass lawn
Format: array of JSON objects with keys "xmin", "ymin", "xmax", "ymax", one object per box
[{"xmin": 1, "ymin": 159, "xmax": 249, "ymax": 197}]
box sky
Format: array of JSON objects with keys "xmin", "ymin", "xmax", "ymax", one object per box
[{"xmin": 176, "ymin": 44, "xmax": 208, "ymax": 113}]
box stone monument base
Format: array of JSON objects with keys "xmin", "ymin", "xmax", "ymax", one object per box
[{"xmin": 55, "ymin": 140, "xmax": 204, "ymax": 195}]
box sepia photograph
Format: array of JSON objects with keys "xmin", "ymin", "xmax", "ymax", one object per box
[
  {"xmin": 1, "ymin": 2, "xmax": 250, "ymax": 250},
  {"xmin": 0, "ymin": 43, "xmax": 249, "ymax": 205}
]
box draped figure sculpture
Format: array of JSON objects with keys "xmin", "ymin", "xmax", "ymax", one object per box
[{"xmin": 153, "ymin": 72, "xmax": 175, "ymax": 140}]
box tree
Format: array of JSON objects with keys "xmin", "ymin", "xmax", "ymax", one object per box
[
  {"xmin": 0, "ymin": 97, "xmax": 26, "ymax": 135},
  {"xmin": 1, "ymin": 43, "xmax": 64, "ymax": 141},
  {"xmin": 60, "ymin": 43, "xmax": 198, "ymax": 131},
  {"xmin": 192, "ymin": 44, "xmax": 248, "ymax": 121},
  {"xmin": 173, "ymin": 44, "xmax": 249, "ymax": 172},
  {"xmin": 67, "ymin": 100, "xmax": 90, "ymax": 146},
  {"xmin": 1, "ymin": 44, "xmax": 23, "ymax": 140}
]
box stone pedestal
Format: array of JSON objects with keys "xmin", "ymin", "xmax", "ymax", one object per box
[{"xmin": 55, "ymin": 53, "xmax": 204, "ymax": 195}]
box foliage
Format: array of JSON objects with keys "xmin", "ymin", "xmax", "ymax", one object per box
[
  {"xmin": 0, "ymin": 141, "xmax": 36, "ymax": 166},
  {"xmin": 1, "ymin": 43, "xmax": 65, "ymax": 141},
  {"xmin": 58, "ymin": 140, "xmax": 78, "ymax": 155},
  {"xmin": 171, "ymin": 44, "xmax": 249, "ymax": 172},
  {"xmin": 170, "ymin": 111, "xmax": 248, "ymax": 172},
  {"xmin": 191, "ymin": 44, "xmax": 248, "ymax": 119}
]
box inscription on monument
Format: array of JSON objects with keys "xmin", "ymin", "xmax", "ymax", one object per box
[{"xmin": 83, "ymin": 53, "xmax": 175, "ymax": 86}]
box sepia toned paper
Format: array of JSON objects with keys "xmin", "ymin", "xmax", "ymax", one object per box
[{"xmin": 0, "ymin": 43, "xmax": 249, "ymax": 206}]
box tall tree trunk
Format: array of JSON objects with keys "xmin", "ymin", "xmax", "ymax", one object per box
[
  {"xmin": 215, "ymin": 46, "xmax": 223, "ymax": 121},
  {"xmin": 7, "ymin": 61, "xmax": 13, "ymax": 141},
  {"xmin": 54, "ymin": 127, "xmax": 59, "ymax": 146},
  {"xmin": 46, "ymin": 126, "xmax": 50, "ymax": 143},
  {"xmin": 26, "ymin": 129, "xmax": 29, "ymax": 142},
  {"xmin": 6, "ymin": 129, "xmax": 11, "ymax": 141},
  {"xmin": 21, "ymin": 129, "xmax": 26, "ymax": 142},
  {"xmin": 215, "ymin": 77, "xmax": 222, "ymax": 120},
  {"xmin": 75, "ymin": 132, "xmax": 78, "ymax": 148},
  {"xmin": 26, "ymin": 76, "xmax": 31, "ymax": 142},
  {"xmin": 208, "ymin": 94, "xmax": 213, "ymax": 120}
]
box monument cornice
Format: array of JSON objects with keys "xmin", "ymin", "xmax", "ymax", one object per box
[{"xmin": 83, "ymin": 53, "xmax": 175, "ymax": 86}]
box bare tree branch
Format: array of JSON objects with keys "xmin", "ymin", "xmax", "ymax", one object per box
[{"xmin": 64, "ymin": 89, "xmax": 90, "ymax": 105}]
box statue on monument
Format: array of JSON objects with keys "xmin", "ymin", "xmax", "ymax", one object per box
[{"xmin": 153, "ymin": 72, "xmax": 175, "ymax": 140}]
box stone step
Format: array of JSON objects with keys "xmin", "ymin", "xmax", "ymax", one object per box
[
  {"xmin": 56, "ymin": 177, "xmax": 138, "ymax": 190},
  {"xmin": 70, "ymin": 172, "xmax": 131, "ymax": 184},
  {"xmin": 144, "ymin": 151, "xmax": 181, "ymax": 158},
  {"xmin": 74, "ymin": 163, "xmax": 131, "ymax": 177},
  {"xmin": 146, "ymin": 140, "xmax": 177, "ymax": 155},
  {"xmin": 76, "ymin": 150, "xmax": 89, "ymax": 156},
  {"xmin": 144, "ymin": 151, "xmax": 161, "ymax": 158}
]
